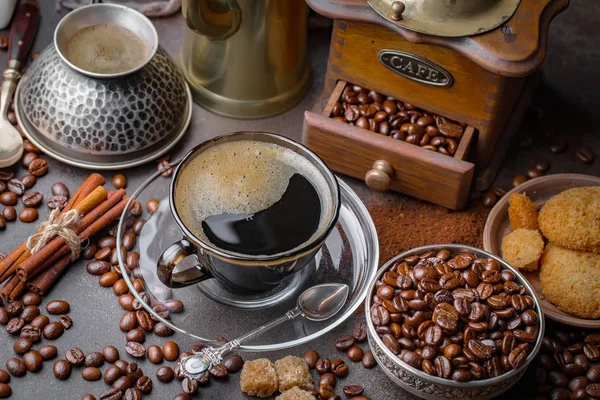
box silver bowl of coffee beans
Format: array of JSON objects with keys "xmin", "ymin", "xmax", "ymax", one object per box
[{"xmin": 365, "ymin": 244, "xmax": 544, "ymax": 400}]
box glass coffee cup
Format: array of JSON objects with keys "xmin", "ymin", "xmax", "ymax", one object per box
[{"xmin": 157, "ymin": 132, "xmax": 341, "ymax": 292}]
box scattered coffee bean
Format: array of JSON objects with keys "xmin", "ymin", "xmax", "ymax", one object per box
[
  {"xmin": 304, "ymin": 350, "xmax": 319, "ymax": 369},
  {"xmin": 21, "ymin": 292, "xmax": 41, "ymax": 306},
  {"xmin": 124, "ymin": 388, "xmax": 142, "ymax": 400},
  {"xmin": 20, "ymin": 305, "xmax": 40, "ymax": 323},
  {"xmin": 0, "ymin": 370, "xmax": 8, "ymax": 384},
  {"xmin": 2, "ymin": 207, "xmax": 16, "ymax": 222},
  {"xmin": 319, "ymin": 372, "xmax": 336, "ymax": 387},
  {"xmin": 209, "ymin": 363, "xmax": 228, "ymax": 379},
  {"xmin": 100, "ymin": 271, "xmax": 120, "ymax": 287},
  {"xmin": 135, "ymin": 310, "xmax": 153, "ymax": 331},
  {"xmin": 21, "ymin": 152, "xmax": 39, "ymax": 168},
  {"xmin": 53, "ymin": 359, "xmax": 71, "ymax": 380},
  {"xmin": 20, "ymin": 325, "xmax": 41, "ymax": 343},
  {"xmin": 86, "ymin": 260, "xmax": 110, "ymax": 276},
  {"xmin": 84, "ymin": 352, "xmax": 105, "ymax": 368},
  {"xmin": 132, "ymin": 219, "xmax": 145, "ymax": 235},
  {"xmin": 19, "ymin": 207, "xmax": 38, "ymax": 222},
  {"xmin": 49, "ymin": 183, "xmax": 69, "ymax": 199},
  {"xmin": 113, "ymin": 174, "xmax": 127, "ymax": 189},
  {"xmin": 104, "ymin": 365, "xmax": 123, "ymax": 385},
  {"xmin": 316, "ymin": 358, "xmax": 331, "ymax": 374},
  {"xmin": 100, "ymin": 388, "xmax": 123, "ymax": 400},
  {"xmin": 22, "ymin": 350, "xmax": 42, "ymax": 373},
  {"xmin": 65, "ymin": 348, "xmax": 85, "ymax": 366},
  {"xmin": 550, "ymin": 141, "xmax": 568, "ymax": 154},
  {"xmin": 5, "ymin": 358, "xmax": 26, "ymax": 377},
  {"xmin": 164, "ymin": 299, "xmax": 184, "ymax": 313},
  {"xmin": 182, "ymin": 377, "xmax": 199, "ymax": 395},
  {"xmin": 343, "ymin": 385, "xmax": 365, "ymax": 397},
  {"xmin": 7, "ymin": 179, "xmax": 24, "ymax": 196},
  {"xmin": 512, "ymin": 175, "xmax": 528, "ymax": 187},
  {"xmin": 113, "ymin": 375, "xmax": 133, "ymax": 391},
  {"xmin": 146, "ymin": 199, "xmax": 159, "ymax": 213},
  {"xmin": 6, "ymin": 318, "xmax": 24, "ymax": 334},
  {"xmin": 5, "ymin": 302, "xmax": 23, "ymax": 316},
  {"xmin": 47, "ymin": 195, "xmax": 67, "ymax": 210},
  {"xmin": 0, "ymin": 170, "xmax": 14, "ymax": 181},
  {"xmin": 481, "ymin": 191, "xmax": 498, "ymax": 208},
  {"xmin": 0, "ymin": 383, "xmax": 10, "ymax": 398},
  {"xmin": 0, "ymin": 192, "xmax": 17, "ymax": 206},
  {"xmin": 526, "ymin": 168, "xmax": 542, "ymax": 179},
  {"xmin": 13, "ymin": 338, "xmax": 33, "ymax": 354},
  {"xmin": 223, "ymin": 355, "xmax": 244, "ymax": 373},
  {"xmin": 20, "ymin": 174, "xmax": 37, "ymax": 189},
  {"xmin": 156, "ymin": 366, "xmax": 174, "ymax": 383},
  {"xmin": 163, "ymin": 341, "xmax": 179, "ymax": 361},
  {"xmin": 28, "ymin": 158, "xmax": 48, "ymax": 177},
  {"xmin": 102, "ymin": 346, "xmax": 120, "ymax": 364},
  {"xmin": 43, "ymin": 321, "xmax": 64, "ymax": 340},
  {"xmin": 153, "ymin": 322, "xmax": 174, "ymax": 337},
  {"xmin": 82, "ymin": 366, "xmax": 102, "ymax": 381},
  {"xmin": 173, "ymin": 394, "xmax": 191, "ymax": 400},
  {"xmin": 46, "ymin": 300, "xmax": 70, "ymax": 315},
  {"xmin": 30, "ymin": 315, "xmax": 49, "ymax": 330},
  {"xmin": 336, "ymin": 335, "xmax": 356, "ymax": 351},
  {"xmin": 98, "ymin": 236, "xmax": 117, "ymax": 249},
  {"xmin": 0, "ymin": 309, "xmax": 7, "ymax": 325},
  {"xmin": 39, "ymin": 345, "xmax": 58, "ymax": 360},
  {"xmin": 347, "ymin": 346, "xmax": 364, "ymax": 362},
  {"xmin": 126, "ymin": 328, "xmax": 145, "ymax": 343},
  {"xmin": 319, "ymin": 383, "xmax": 335, "ymax": 398},
  {"xmin": 125, "ymin": 342, "xmax": 146, "ymax": 358},
  {"xmin": 331, "ymin": 359, "xmax": 349, "ymax": 377},
  {"xmin": 352, "ymin": 322, "xmax": 367, "ymax": 342},
  {"xmin": 113, "ymin": 279, "xmax": 129, "ymax": 296},
  {"xmin": 81, "ymin": 395, "xmax": 96, "ymax": 400},
  {"xmin": 147, "ymin": 345, "xmax": 163, "ymax": 364},
  {"xmin": 0, "ymin": 36, "xmax": 8, "ymax": 49},
  {"xmin": 576, "ymin": 147, "xmax": 594, "ymax": 164},
  {"xmin": 59, "ymin": 314, "xmax": 73, "ymax": 330}
]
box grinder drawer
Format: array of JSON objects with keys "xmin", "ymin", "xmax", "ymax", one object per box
[{"xmin": 302, "ymin": 81, "xmax": 476, "ymax": 210}]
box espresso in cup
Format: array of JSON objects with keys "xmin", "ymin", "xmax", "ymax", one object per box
[
  {"xmin": 174, "ymin": 140, "xmax": 335, "ymax": 256},
  {"xmin": 66, "ymin": 24, "xmax": 148, "ymax": 75}
]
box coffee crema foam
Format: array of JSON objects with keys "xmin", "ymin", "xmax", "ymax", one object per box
[
  {"xmin": 66, "ymin": 24, "xmax": 147, "ymax": 74},
  {"xmin": 175, "ymin": 140, "xmax": 334, "ymax": 254}
]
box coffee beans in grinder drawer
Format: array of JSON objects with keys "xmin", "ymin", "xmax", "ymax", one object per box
[
  {"xmin": 371, "ymin": 249, "xmax": 540, "ymax": 382},
  {"xmin": 331, "ymin": 84, "xmax": 466, "ymax": 156}
]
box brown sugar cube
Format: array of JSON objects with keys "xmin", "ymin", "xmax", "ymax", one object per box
[
  {"xmin": 501, "ymin": 228, "xmax": 544, "ymax": 271},
  {"xmin": 276, "ymin": 386, "xmax": 317, "ymax": 400},
  {"xmin": 508, "ymin": 193, "xmax": 539, "ymax": 231},
  {"xmin": 274, "ymin": 355, "xmax": 313, "ymax": 392},
  {"xmin": 240, "ymin": 358, "xmax": 278, "ymax": 398}
]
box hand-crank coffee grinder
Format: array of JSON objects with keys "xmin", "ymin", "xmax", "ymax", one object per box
[
  {"xmin": 303, "ymin": 0, "xmax": 568, "ymax": 201},
  {"xmin": 179, "ymin": 0, "xmax": 311, "ymax": 119}
]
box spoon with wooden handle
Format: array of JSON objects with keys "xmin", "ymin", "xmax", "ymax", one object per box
[{"xmin": 0, "ymin": 0, "xmax": 40, "ymax": 168}]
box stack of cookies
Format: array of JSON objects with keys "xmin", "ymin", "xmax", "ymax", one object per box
[{"xmin": 501, "ymin": 187, "xmax": 600, "ymax": 319}]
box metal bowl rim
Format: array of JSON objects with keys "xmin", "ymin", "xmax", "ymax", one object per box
[
  {"xmin": 53, "ymin": 3, "xmax": 159, "ymax": 79},
  {"xmin": 365, "ymin": 243, "xmax": 545, "ymax": 388}
]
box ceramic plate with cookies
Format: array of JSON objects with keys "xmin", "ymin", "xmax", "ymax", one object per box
[{"xmin": 483, "ymin": 174, "xmax": 600, "ymax": 328}]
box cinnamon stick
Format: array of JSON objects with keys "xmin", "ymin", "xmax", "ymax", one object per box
[
  {"xmin": 27, "ymin": 255, "xmax": 70, "ymax": 296},
  {"xmin": 0, "ymin": 174, "xmax": 106, "ymax": 280},
  {"xmin": 1, "ymin": 275, "xmax": 26, "ymax": 303},
  {"xmin": 63, "ymin": 173, "xmax": 105, "ymax": 213},
  {"xmin": 0, "ymin": 250, "xmax": 28, "ymax": 284},
  {"xmin": 17, "ymin": 189, "xmax": 125, "ymax": 281}
]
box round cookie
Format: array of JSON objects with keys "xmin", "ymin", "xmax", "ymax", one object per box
[
  {"xmin": 538, "ymin": 186, "xmax": 600, "ymax": 253},
  {"xmin": 539, "ymin": 243, "xmax": 600, "ymax": 319}
]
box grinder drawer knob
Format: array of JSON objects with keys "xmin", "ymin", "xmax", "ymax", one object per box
[
  {"xmin": 365, "ymin": 160, "xmax": 394, "ymax": 192},
  {"xmin": 390, "ymin": 1, "xmax": 406, "ymax": 21}
]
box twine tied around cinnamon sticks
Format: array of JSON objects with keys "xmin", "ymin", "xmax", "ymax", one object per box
[{"xmin": 26, "ymin": 209, "xmax": 82, "ymax": 260}]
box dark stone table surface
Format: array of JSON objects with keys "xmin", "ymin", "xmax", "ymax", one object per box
[{"xmin": 1, "ymin": 1, "xmax": 599, "ymax": 399}]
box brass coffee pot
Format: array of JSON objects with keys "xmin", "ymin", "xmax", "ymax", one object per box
[{"xmin": 180, "ymin": 0, "xmax": 311, "ymax": 118}]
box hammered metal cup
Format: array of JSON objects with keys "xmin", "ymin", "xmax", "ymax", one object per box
[
  {"xmin": 366, "ymin": 244, "xmax": 545, "ymax": 400},
  {"xmin": 157, "ymin": 132, "xmax": 341, "ymax": 292}
]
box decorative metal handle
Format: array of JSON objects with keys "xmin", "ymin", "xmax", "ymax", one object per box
[
  {"xmin": 157, "ymin": 239, "xmax": 211, "ymax": 288},
  {"xmin": 178, "ymin": 307, "xmax": 303, "ymax": 379},
  {"xmin": 365, "ymin": 160, "xmax": 394, "ymax": 192}
]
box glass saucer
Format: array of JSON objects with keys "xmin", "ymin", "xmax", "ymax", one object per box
[{"xmin": 116, "ymin": 163, "xmax": 379, "ymax": 352}]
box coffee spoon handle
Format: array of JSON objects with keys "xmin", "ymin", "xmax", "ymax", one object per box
[{"xmin": 179, "ymin": 307, "xmax": 303, "ymax": 380}]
